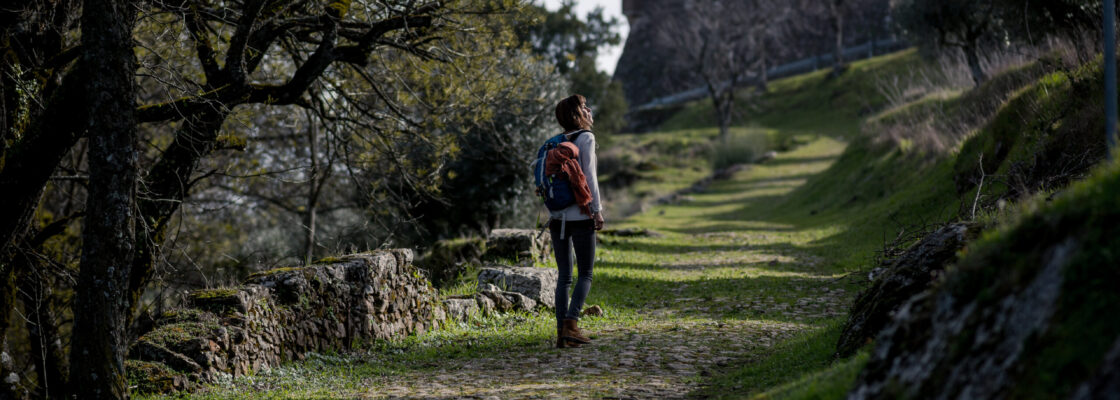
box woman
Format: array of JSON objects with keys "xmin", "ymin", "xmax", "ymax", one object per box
[{"xmin": 550, "ymin": 94, "xmax": 605, "ymax": 349}]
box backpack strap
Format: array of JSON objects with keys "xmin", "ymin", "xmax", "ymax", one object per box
[{"xmin": 564, "ymin": 129, "xmax": 588, "ymax": 143}]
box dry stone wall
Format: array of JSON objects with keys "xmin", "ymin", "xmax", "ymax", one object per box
[
  {"xmin": 128, "ymin": 232, "xmax": 559, "ymax": 394},
  {"xmin": 127, "ymin": 250, "xmax": 444, "ymax": 393}
]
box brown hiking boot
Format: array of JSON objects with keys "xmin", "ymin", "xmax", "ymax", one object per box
[
  {"xmin": 556, "ymin": 321, "xmax": 581, "ymax": 348},
  {"xmin": 562, "ymin": 319, "xmax": 591, "ymax": 344}
]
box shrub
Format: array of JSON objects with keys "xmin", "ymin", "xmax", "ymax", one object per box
[{"xmin": 709, "ymin": 128, "xmax": 770, "ymax": 170}]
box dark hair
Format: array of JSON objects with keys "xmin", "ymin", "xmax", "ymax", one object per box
[{"xmin": 555, "ymin": 94, "xmax": 592, "ymax": 131}]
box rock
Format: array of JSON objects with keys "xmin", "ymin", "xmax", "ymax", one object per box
[
  {"xmin": 485, "ymin": 229, "xmax": 550, "ymax": 263},
  {"xmin": 835, "ymin": 223, "xmax": 979, "ymax": 358},
  {"xmin": 582, "ymin": 305, "xmax": 605, "ymax": 317},
  {"xmin": 478, "ymin": 282, "xmax": 500, "ymax": 292},
  {"xmin": 478, "ymin": 265, "xmax": 557, "ymax": 309},
  {"xmin": 476, "ymin": 291, "xmax": 514, "ymax": 312},
  {"xmin": 129, "ymin": 341, "xmax": 203, "ymax": 373},
  {"xmin": 442, "ymin": 298, "xmax": 480, "ymax": 321},
  {"xmin": 500, "ymin": 291, "xmax": 537, "ymax": 312}
]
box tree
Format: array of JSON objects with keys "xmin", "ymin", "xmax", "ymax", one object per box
[
  {"xmin": 659, "ymin": 0, "xmax": 787, "ymax": 139},
  {"xmin": 0, "ymin": 0, "xmax": 529, "ymax": 395},
  {"xmin": 893, "ymin": 0, "xmax": 1001, "ymax": 86},
  {"xmin": 68, "ymin": 0, "xmax": 138, "ymax": 396},
  {"xmin": 828, "ymin": 0, "xmax": 849, "ymax": 76},
  {"xmin": 523, "ymin": 1, "xmax": 628, "ymax": 135}
]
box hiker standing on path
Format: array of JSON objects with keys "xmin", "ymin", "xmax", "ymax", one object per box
[{"xmin": 549, "ymin": 95, "xmax": 604, "ymax": 348}]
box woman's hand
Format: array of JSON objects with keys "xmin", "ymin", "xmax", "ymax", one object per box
[{"xmin": 593, "ymin": 212, "xmax": 604, "ymax": 231}]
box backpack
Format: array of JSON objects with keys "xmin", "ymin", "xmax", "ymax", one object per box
[{"xmin": 533, "ymin": 130, "xmax": 586, "ymax": 211}]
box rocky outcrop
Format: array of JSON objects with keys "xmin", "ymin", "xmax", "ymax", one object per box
[
  {"xmin": 848, "ymin": 167, "xmax": 1120, "ymax": 399},
  {"xmin": 478, "ymin": 265, "xmax": 558, "ymax": 309},
  {"xmin": 127, "ymin": 250, "xmax": 443, "ymax": 393},
  {"xmin": 835, "ymin": 223, "xmax": 979, "ymax": 358},
  {"xmin": 615, "ymin": 0, "xmax": 699, "ymax": 106}
]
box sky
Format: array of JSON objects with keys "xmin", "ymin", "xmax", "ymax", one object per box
[{"xmin": 539, "ymin": 0, "xmax": 630, "ymax": 76}]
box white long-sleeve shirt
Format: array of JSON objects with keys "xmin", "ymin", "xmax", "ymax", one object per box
[{"xmin": 549, "ymin": 130, "xmax": 602, "ymax": 221}]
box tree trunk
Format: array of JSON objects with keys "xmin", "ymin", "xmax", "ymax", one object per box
[
  {"xmin": 0, "ymin": 262, "xmax": 16, "ymax": 400},
  {"xmin": 963, "ymin": 44, "xmax": 987, "ymax": 87},
  {"xmin": 715, "ymin": 88, "xmax": 734, "ymax": 140},
  {"xmin": 757, "ymin": 47, "xmax": 769, "ymax": 92},
  {"xmin": 68, "ymin": 0, "xmax": 138, "ymax": 398},
  {"xmin": 304, "ymin": 118, "xmax": 319, "ymax": 265},
  {"xmin": 829, "ymin": 0, "xmax": 847, "ymax": 77}
]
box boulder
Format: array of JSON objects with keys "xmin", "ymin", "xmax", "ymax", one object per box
[
  {"xmin": 485, "ymin": 229, "xmax": 550, "ymax": 263},
  {"xmin": 442, "ymin": 298, "xmax": 480, "ymax": 321},
  {"xmin": 477, "ymin": 265, "xmax": 557, "ymax": 309},
  {"xmin": 835, "ymin": 223, "xmax": 979, "ymax": 358}
]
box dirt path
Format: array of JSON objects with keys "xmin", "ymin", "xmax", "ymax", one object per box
[{"xmin": 370, "ymin": 320, "xmax": 808, "ymax": 399}]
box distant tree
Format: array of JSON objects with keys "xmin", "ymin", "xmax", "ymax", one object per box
[
  {"xmin": 659, "ymin": 0, "xmax": 787, "ymax": 139},
  {"xmin": 996, "ymin": 0, "xmax": 1103, "ymax": 42},
  {"xmin": 523, "ymin": 1, "xmax": 628, "ymax": 135},
  {"xmin": 892, "ymin": 0, "xmax": 1001, "ymax": 86},
  {"xmin": 568, "ymin": 55, "xmax": 628, "ymax": 135},
  {"xmin": 828, "ymin": 0, "xmax": 849, "ymax": 76}
]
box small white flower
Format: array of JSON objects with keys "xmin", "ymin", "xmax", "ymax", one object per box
[{"xmin": 5, "ymin": 372, "xmax": 18, "ymax": 384}]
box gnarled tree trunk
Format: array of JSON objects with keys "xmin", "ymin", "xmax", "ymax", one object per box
[{"xmin": 67, "ymin": 0, "xmax": 139, "ymax": 397}]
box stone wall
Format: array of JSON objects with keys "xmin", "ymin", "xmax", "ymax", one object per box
[{"xmin": 127, "ymin": 250, "xmax": 444, "ymax": 393}]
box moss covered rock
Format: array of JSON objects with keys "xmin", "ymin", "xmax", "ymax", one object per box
[
  {"xmin": 836, "ymin": 222, "xmax": 980, "ymax": 358},
  {"xmin": 850, "ymin": 163, "xmax": 1120, "ymax": 399},
  {"xmin": 125, "ymin": 360, "xmax": 191, "ymax": 394}
]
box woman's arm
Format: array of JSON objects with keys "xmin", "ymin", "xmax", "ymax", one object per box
[{"xmin": 579, "ymin": 133, "xmax": 603, "ymax": 223}]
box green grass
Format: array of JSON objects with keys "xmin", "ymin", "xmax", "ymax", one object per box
[{"xmin": 697, "ymin": 321, "xmax": 862, "ymax": 399}]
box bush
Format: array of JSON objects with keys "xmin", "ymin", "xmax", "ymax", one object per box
[{"xmin": 709, "ymin": 128, "xmax": 770, "ymax": 170}]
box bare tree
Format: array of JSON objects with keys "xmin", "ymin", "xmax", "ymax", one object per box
[
  {"xmin": 828, "ymin": 0, "xmax": 848, "ymax": 76},
  {"xmin": 659, "ymin": 0, "xmax": 787, "ymax": 139}
]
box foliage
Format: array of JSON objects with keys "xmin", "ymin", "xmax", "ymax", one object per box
[
  {"xmin": 520, "ymin": 0, "xmax": 622, "ymax": 75},
  {"xmin": 521, "ymin": 1, "xmax": 628, "ymax": 136}
]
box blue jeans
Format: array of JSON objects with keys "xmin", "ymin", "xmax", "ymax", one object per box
[{"xmin": 550, "ymin": 219, "xmax": 595, "ymax": 321}]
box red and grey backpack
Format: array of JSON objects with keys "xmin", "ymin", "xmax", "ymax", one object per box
[{"xmin": 532, "ymin": 130, "xmax": 586, "ymax": 211}]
